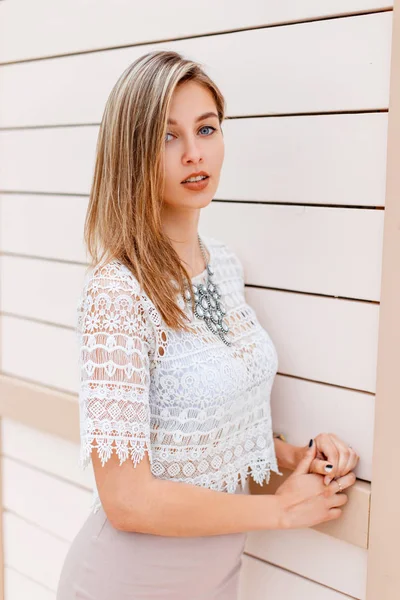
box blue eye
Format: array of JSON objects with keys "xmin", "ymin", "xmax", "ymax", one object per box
[
  {"xmin": 199, "ymin": 125, "xmax": 216, "ymax": 135},
  {"xmin": 165, "ymin": 125, "xmax": 216, "ymax": 143}
]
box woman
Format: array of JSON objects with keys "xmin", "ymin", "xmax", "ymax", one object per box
[{"xmin": 56, "ymin": 50, "xmax": 359, "ymax": 599}]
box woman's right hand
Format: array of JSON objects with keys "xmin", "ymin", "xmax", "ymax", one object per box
[{"xmin": 275, "ymin": 439, "xmax": 356, "ymax": 530}]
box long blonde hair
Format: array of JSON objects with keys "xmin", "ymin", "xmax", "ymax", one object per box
[{"xmin": 84, "ymin": 50, "xmax": 226, "ymax": 332}]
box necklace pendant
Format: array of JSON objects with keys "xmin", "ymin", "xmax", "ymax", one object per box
[{"xmin": 183, "ymin": 235, "xmax": 232, "ymax": 346}]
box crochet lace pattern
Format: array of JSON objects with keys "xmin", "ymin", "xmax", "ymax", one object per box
[{"xmin": 76, "ymin": 235, "xmax": 282, "ymax": 514}]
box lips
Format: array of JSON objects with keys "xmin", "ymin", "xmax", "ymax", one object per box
[{"xmin": 181, "ymin": 171, "xmax": 210, "ymax": 183}]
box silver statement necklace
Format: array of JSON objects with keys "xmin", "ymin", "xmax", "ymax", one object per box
[{"xmin": 183, "ymin": 234, "xmax": 232, "ymax": 346}]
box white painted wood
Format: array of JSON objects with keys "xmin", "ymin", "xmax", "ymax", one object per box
[
  {"xmin": 0, "ymin": 12, "xmax": 392, "ymax": 128},
  {"xmin": 0, "ymin": 194, "xmax": 89, "ymax": 263},
  {"xmin": 0, "ymin": 2, "xmax": 389, "ymax": 597},
  {"xmin": 4, "ymin": 567, "xmax": 56, "ymax": 600},
  {"xmin": 1, "ymin": 418, "xmax": 92, "ymax": 489},
  {"xmin": 245, "ymin": 527, "xmax": 367, "ymax": 599},
  {"xmin": 3, "ymin": 512, "xmax": 69, "ymax": 592},
  {"xmin": 2, "ymin": 457, "xmax": 92, "ymax": 541},
  {"xmin": 0, "ymin": 255, "xmax": 87, "ymax": 326},
  {"xmin": 202, "ymin": 202, "xmax": 385, "ymax": 301},
  {"xmin": 246, "ymin": 286, "xmax": 379, "ymax": 393},
  {"xmin": 0, "ymin": 197, "xmax": 385, "ymax": 303},
  {"xmin": 222, "ymin": 114, "xmax": 387, "ymax": 206},
  {"xmin": 0, "ymin": 126, "xmax": 98, "ymax": 194},
  {"xmin": 0, "ymin": 1, "xmax": 392, "ymax": 63},
  {"xmin": 1, "ymin": 315, "xmax": 79, "ymax": 392},
  {"xmin": 238, "ymin": 554, "xmax": 353, "ymax": 599},
  {"xmin": 0, "ymin": 113, "xmax": 388, "ymax": 206},
  {"xmin": 271, "ymin": 375, "xmax": 374, "ymax": 480}
]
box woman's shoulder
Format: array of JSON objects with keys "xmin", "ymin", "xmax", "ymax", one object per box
[
  {"xmin": 83, "ymin": 258, "xmax": 142, "ymax": 295},
  {"xmin": 203, "ymin": 235, "xmax": 244, "ymax": 280},
  {"xmin": 77, "ymin": 259, "xmax": 160, "ymax": 340},
  {"xmin": 203, "ymin": 234, "xmax": 239, "ymax": 256}
]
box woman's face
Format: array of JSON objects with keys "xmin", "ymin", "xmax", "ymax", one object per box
[{"xmin": 162, "ymin": 80, "xmax": 225, "ymax": 210}]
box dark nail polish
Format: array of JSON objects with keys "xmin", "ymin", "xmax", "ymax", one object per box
[
  {"xmin": 325, "ymin": 464, "xmax": 333, "ymax": 471},
  {"xmin": 309, "ymin": 439, "xmax": 313, "ymax": 447}
]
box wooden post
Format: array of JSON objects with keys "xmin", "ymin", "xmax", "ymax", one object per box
[{"xmin": 367, "ymin": 2, "xmax": 400, "ymax": 598}]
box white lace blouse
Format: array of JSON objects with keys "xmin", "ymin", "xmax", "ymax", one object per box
[{"xmin": 76, "ymin": 235, "xmax": 282, "ymax": 514}]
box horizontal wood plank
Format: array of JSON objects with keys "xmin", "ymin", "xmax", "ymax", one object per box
[
  {"xmin": 0, "ymin": 195, "xmax": 385, "ymax": 302},
  {"xmin": 0, "ymin": 376, "xmax": 79, "ymax": 443},
  {"xmin": 0, "ymin": 12, "xmax": 392, "ymax": 127},
  {"xmin": 2, "ymin": 457, "xmax": 91, "ymax": 542},
  {"xmin": 246, "ymin": 286, "xmax": 379, "ymax": 393},
  {"xmin": 4, "ymin": 568, "xmax": 55, "ymax": 600},
  {"xmin": 202, "ymin": 202, "xmax": 384, "ymax": 301},
  {"xmin": 239, "ymin": 554, "xmax": 354, "ymax": 599},
  {"xmin": 3, "ymin": 512, "xmax": 68, "ymax": 592},
  {"xmin": 0, "ymin": 418, "xmax": 91, "ymax": 489},
  {"xmin": 0, "ymin": 194, "xmax": 89, "ymax": 263},
  {"xmin": 1, "ymin": 255, "xmax": 87, "ymax": 326},
  {"xmin": 0, "ymin": 113, "xmax": 388, "ymax": 206},
  {"xmin": 244, "ymin": 528, "xmax": 367, "ymax": 598},
  {"xmin": 0, "ymin": 1, "xmax": 392, "ymax": 63},
  {"xmin": 1, "ymin": 316, "xmax": 78, "ymax": 392}
]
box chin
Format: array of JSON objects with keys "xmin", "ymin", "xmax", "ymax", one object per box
[
  {"xmin": 170, "ymin": 192, "xmax": 214, "ymax": 208},
  {"xmin": 188, "ymin": 194, "xmax": 214, "ymax": 208}
]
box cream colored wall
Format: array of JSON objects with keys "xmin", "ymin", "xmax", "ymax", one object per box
[{"xmin": 0, "ymin": 1, "xmax": 395, "ymax": 598}]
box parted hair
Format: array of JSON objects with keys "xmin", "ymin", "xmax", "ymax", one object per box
[{"xmin": 84, "ymin": 49, "xmax": 226, "ymax": 332}]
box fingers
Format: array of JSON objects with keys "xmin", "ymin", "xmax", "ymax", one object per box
[
  {"xmin": 324, "ymin": 447, "xmax": 360, "ymax": 485},
  {"xmin": 325, "ymin": 508, "xmax": 343, "ymax": 522},
  {"xmin": 327, "ymin": 491, "xmax": 349, "ymax": 509},
  {"xmin": 327, "ymin": 494, "xmax": 349, "ymax": 510},
  {"xmin": 323, "ymin": 434, "xmax": 360, "ymax": 485},
  {"xmin": 310, "ymin": 458, "xmax": 335, "ymax": 477},
  {"xmin": 326, "ymin": 472, "xmax": 356, "ymax": 495},
  {"xmin": 324, "ymin": 446, "xmax": 360, "ymax": 485},
  {"xmin": 324, "ymin": 438, "xmax": 347, "ymax": 484},
  {"xmin": 293, "ymin": 439, "xmax": 316, "ymax": 475},
  {"xmin": 308, "ymin": 450, "xmax": 359, "ymax": 484},
  {"xmin": 314, "ymin": 434, "xmax": 339, "ymax": 478},
  {"xmin": 342, "ymin": 447, "xmax": 360, "ymax": 475}
]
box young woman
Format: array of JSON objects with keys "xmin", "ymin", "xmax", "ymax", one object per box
[{"xmin": 56, "ymin": 50, "xmax": 359, "ymax": 600}]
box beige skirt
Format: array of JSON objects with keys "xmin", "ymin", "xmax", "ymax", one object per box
[{"xmin": 56, "ymin": 482, "xmax": 249, "ymax": 600}]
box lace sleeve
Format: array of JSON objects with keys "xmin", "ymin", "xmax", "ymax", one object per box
[{"xmin": 77, "ymin": 264, "xmax": 154, "ymax": 471}]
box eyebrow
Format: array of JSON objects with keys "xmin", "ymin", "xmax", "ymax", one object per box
[{"xmin": 167, "ymin": 111, "xmax": 219, "ymax": 125}]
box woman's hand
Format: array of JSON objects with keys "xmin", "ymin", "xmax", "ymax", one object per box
[
  {"xmin": 275, "ymin": 439, "xmax": 356, "ymax": 530},
  {"xmin": 306, "ymin": 433, "xmax": 360, "ymax": 485}
]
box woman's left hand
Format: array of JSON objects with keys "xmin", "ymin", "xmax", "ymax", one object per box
[{"xmin": 309, "ymin": 432, "xmax": 360, "ymax": 485}]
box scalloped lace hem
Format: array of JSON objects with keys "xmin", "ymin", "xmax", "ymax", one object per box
[{"xmin": 79, "ymin": 436, "xmax": 153, "ymax": 471}]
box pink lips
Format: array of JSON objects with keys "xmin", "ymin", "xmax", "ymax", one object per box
[
  {"xmin": 181, "ymin": 175, "xmax": 210, "ymax": 191},
  {"xmin": 181, "ymin": 170, "xmax": 209, "ymax": 182}
]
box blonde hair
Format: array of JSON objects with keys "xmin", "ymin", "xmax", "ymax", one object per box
[{"xmin": 84, "ymin": 50, "xmax": 226, "ymax": 332}]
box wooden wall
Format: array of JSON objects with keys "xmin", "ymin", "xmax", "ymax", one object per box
[{"xmin": 0, "ymin": 1, "xmax": 395, "ymax": 598}]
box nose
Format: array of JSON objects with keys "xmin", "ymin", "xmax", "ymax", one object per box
[{"xmin": 181, "ymin": 134, "xmax": 203, "ymax": 165}]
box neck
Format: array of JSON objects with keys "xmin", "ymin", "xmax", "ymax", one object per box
[{"xmin": 160, "ymin": 206, "xmax": 209, "ymax": 277}]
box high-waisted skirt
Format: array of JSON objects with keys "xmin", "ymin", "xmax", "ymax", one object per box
[{"xmin": 56, "ymin": 482, "xmax": 249, "ymax": 600}]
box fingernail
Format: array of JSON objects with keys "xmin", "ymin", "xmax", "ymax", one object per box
[
  {"xmin": 309, "ymin": 439, "xmax": 313, "ymax": 447},
  {"xmin": 325, "ymin": 478, "xmax": 331, "ymax": 486},
  {"xmin": 324, "ymin": 464, "xmax": 333, "ymax": 472}
]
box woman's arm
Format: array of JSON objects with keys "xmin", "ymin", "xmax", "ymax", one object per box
[
  {"xmin": 94, "ymin": 450, "xmax": 284, "ymax": 536},
  {"xmin": 274, "ymin": 437, "xmax": 307, "ymax": 471}
]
